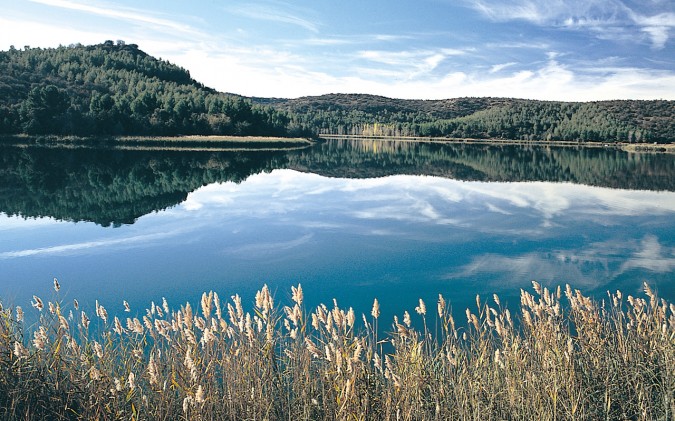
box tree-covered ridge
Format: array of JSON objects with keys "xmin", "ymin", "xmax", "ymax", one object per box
[
  {"xmin": 0, "ymin": 42, "xmax": 673, "ymax": 142},
  {"xmin": 260, "ymin": 95, "xmax": 675, "ymax": 143},
  {"xmin": 0, "ymin": 42, "xmax": 306, "ymax": 137}
]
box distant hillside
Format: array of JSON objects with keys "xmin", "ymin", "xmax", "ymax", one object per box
[
  {"xmin": 255, "ymin": 94, "xmax": 675, "ymax": 143},
  {"xmin": 0, "ymin": 41, "xmax": 305, "ymax": 137},
  {"xmin": 0, "ymin": 42, "xmax": 673, "ymax": 143}
]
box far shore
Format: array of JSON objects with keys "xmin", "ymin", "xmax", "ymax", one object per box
[
  {"xmin": 319, "ymin": 134, "xmax": 675, "ymax": 153},
  {"xmin": 2, "ymin": 134, "xmax": 674, "ymax": 153}
]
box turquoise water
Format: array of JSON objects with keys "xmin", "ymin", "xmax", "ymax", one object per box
[{"xmin": 1, "ymin": 139, "xmax": 674, "ymax": 323}]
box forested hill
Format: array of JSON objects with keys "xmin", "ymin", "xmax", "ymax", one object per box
[
  {"xmin": 257, "ymin": 94, "xmax": 675, "ymax": 143},
  {"xmin": 0, "ymin": 41, "xmax": 307, "ymax": 137},
  {"xmin": 0, "ymin": 42, "xmax": 673, "ymax": 143}
]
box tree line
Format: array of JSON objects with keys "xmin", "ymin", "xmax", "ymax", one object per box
[
  {"xmin": 1, "ymin": 42, "xmax": 673, "ymax": 143},
  {"xmin": 263, "ymin": 95, "xmax": 674, "ymax": 143}
]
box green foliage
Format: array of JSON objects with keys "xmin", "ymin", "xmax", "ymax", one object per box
[
  {"xmin": 0, "ymin": 42, "xmax": 303, "ymax": 137},
  {"xmin": 260, "ymin": 95, "xmax": 675, "ymax": 143},
  {"xmin": 20, "ymin": 85, "xmax": 70, "ymax": 134},
  {"xmin": 1, "ymin": 42, "xmax": 673, "ymax": 142}
]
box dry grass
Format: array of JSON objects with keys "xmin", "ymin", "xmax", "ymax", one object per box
[{"xmin": 0, "ymin": 281, "xmax": 673, "ymax": 420}]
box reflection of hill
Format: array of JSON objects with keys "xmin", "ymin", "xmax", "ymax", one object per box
[
  {"xmin": 0, "ymin": 146, "xmax": 287, "ymax": 226},
  {"xmin": 287, "ymin": 139, "xmax": 675, "ymax": 191},
  {"xmin": 0, "ymin": 139, "xmax": 672, "ymax": 226}
]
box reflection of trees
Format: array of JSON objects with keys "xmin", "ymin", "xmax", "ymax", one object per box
[
  {"xmin": 287, "ymin": 139, "xmax": 675, "ymax": 191},
  {"xmin": 0, "ymin": 145, "xmax": 288, "ymax": 226},
  {"xmin": 0, "ymin": 139, "xmax": 672, "ymax": 226}
]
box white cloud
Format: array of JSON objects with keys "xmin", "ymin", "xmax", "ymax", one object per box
[
  {"xmin": 467, "ymin": 0, "xmax": 623, "ymax": 25},
  {"xmin": 0, "ymin": 16, "xmax": 118, "ymax": 49},
  {"xmin": 3, "ymin": 1, "xmax": 675, "ymax": 100},
  {"xmin": 632, "ymin": 12, "xmax": 675, "ymax": 49},
  {"xmin": 489, "ymin": 62, "xmax": 517, "ymax": 73},
  {"xmin": 466, "ymin": 0, "xmax": 674, "ymax": 49}
]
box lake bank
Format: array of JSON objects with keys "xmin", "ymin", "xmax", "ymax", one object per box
[
  {"xmin": 319, "ymin": 134, "xmax": 675, "ymax": 153},
  {"xmin": 0, "ymin": 134, "xmax": 316, "ymax": 151}
]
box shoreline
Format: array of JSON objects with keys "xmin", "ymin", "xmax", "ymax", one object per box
[
  {"xmin": 2, "ymin": 134, "xmax": 674, "ymax": 153},
  {"xmin": 319, "ymin": 134, "xmax": 675, "ymax": 153},
  {"xmin": 0, "ymin": 134, "xmax": 316, "ymax": 151}
]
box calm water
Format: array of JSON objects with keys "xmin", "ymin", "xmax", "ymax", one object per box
[{"xmin": 1, "ymin": 139, "xmax": 674, "ymax": 323}]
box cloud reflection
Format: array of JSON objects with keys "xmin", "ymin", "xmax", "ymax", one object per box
[
  {"xmin": 451, "ymin": 234, "xmax": 675, "ymax": 291},
  {"xmin": 177, "ymin": 170, "xmax": 675, "ymax": 239},
  {"xmin": 621, "ymin": 235, "xmax": 675, "ymax": 274},
  {"xmin": 222, "ymin": 234, "xmax": 314, "ymax": 256},
  {"xmin": 0, "ymin": 230, "xmax": 184, "ymax": 259}
]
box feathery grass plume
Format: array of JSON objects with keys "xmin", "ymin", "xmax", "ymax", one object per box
[
  {"xmin": 31, "ymin": 295, "xmax": 43, "ymax": 311},
  {"xmin": 81, "ymin": 310, "xmax": 90, "ymax": 329},
  {"xmin": 195, "ymin": 385, "xmax": 205, "ymax": 404},
  {"xmin": 372, "ymin": 298, "xmax": 380, "ymax": 319},
  {"xmin": 291, "ymin": 284, "xmax": 303, "ymax": 306},
  {"xmin": 437, "ymin": 294, "xmax": 446, "ymax": 319},
  {"xmin": 201, "ymin": 291, "xmax": 213, "ymax": 318},
  {"xmin": 95, "ymin": 300, "xmax": 108, "ymax": 323},
  {"xmin": 162, "ymin": 297, "xmax": 169, "ymax": 314},
  {"xmin": 127, "ymin": 372, "xmax": 136, "ymax": 391},
  {"xmin": 13, "ymin": 341, "xmax": 27, "ymax": 359},
  {"xmin": 403, "ymin": 311, "xmax": 411, "ymax": 327},
  {"xmin": 53, "ymin": 277, "xmax": 60, "ymax": 292},
  {"xmin": 415, "ymin": 298, "xmax": 426, "ymax": 315},
  {"xmin": 147, "ymin": 351, "xmax": 160, "ymax": 387}
]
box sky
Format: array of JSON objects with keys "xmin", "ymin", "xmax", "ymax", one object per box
[{"xmin": 1, "ymin": 0, "xmax": 674, "ymax": 100}]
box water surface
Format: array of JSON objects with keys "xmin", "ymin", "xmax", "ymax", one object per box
[{"xmin": 1, "ymin": 139, "xmax": 673, "ymax": 322}]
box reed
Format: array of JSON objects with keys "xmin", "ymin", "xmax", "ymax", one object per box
[{"xmin": 0, "ymin": 281, "xmax": 672, "ymax": 420}]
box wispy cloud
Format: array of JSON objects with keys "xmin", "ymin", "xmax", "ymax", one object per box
[
  {"xmin": 489, "ymin": 62, "xmax": 517, "ymax": 73},
  {"xmin": 465, "ymin": 0, "xmax": 674, "ymax": 49},
  {"xmin": 356, "ymin": 48, "xmax": 467, "ymax": 80},
  {"xmin": 630, "ymin": 12, "xmax": 675, "ymax": 49},
  {"xmin": 466, "ymin": 0, "xmax": 623, "ymax": 25},
  {"xmin": 28, "ymin": 0, "xmax": 202, "ymax": 37},
  {"xmin": 295, "ymin": 33, "xmax": 416, "ymax": 47},
  {"xmin": 228, "ymin": 2, "xmax": 320, "ymax": 33}
]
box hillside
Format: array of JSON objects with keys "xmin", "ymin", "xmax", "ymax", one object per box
[
  {"xmin": 257, "ymin": 95, "xmax": 675, "ymax": 143},
  {"xmin": 0, "ymin": 41, "xmax": 305, "ymax": 137},
  {"xmin": 0, "ymin": 42, "xmax": 673, "ymax": 143}
]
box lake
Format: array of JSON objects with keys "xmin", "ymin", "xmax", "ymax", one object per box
[{"xmin": 1, "ymin": 138, "xmax": 674, "ymax": 324}]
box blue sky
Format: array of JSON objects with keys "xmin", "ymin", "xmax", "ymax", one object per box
[{"xmin": 1, "ymin": 0, "xmax": 674, "ymax": 100}]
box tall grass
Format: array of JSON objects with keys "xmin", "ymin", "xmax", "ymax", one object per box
[{"xmin": 0, "ymin": 280, "xmax": 673, "ymax": 420}]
